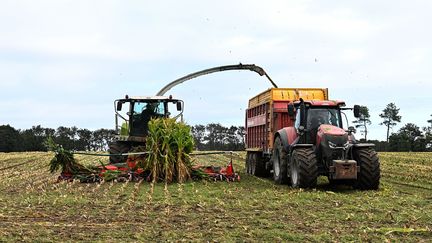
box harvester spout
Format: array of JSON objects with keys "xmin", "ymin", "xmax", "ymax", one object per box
[{"xmin": 156, "ymin": 63, "xmax": 277, "ymax": 96}]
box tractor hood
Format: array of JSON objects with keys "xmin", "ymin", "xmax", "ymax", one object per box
[
  {"xmin": 317, "ymin": 124, "xmax": 346, "ymax": 137},
  {"xmin": 316, "ymin": 124, "xmax": 348, "ymax": 147},
  {"xmin": 316, "ymin": 124, "xmax": 349, "ymax": 169}
]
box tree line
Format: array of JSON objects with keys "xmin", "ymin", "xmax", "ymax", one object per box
[
  {"xmin": 353, "ymin": 103, "xmax": 432, "ymax": 152},
  {"xmin": 1, "ymin": 104, "xmax": 431, "ymax": 152},
  {"xmin": 0, "ymin": 125, "xmax": 116, "ymax": 152},
  {"xmin": 191, "ymin": 124, "xmax": 245, "ymax": 151},
  {"xmin": 0, "ymin": 123, "xmax": 246, "ymax": 152}
]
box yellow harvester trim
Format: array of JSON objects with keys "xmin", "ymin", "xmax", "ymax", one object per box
[{"xmin": 248, "ymin": 88, "xmax": 328, "ymax": 108}]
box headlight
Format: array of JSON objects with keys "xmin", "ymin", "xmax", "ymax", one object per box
[
  {"xmin": 328, "ymin": 141, "xmax": 337, "ymax": 148},
  {"xmin": 328, "ymin": 141, "xmax": 350, "ymax": 149},
  {"xmin": 343, "ymin": 141, "xmax": 350, "ymax": 148}
]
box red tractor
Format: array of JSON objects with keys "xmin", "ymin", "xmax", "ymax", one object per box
[{"xmin": 245, "ymin": 88, "xmax": 380, "ymax": 189}]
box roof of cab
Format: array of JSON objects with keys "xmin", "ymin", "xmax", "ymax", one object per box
[
  {"xmin": 117, "ymin": 95, "xmax": 180, "ymax": 101},
  {"xmin": 294, "ymin": 100, "xmax": 346, "ymax": 106}
]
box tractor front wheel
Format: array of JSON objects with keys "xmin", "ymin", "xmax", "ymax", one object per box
[
  {"xmin": 353, "ymin": 148, "xmax": 380, "ymax": 190},
  {"xmin": 272, "ymin": 137, "xmax": 288, "ymax": 184},
  {"xmin": 108, "ymin": 142, "xmax": 130, "ymax": 164},
  {"xmin": 290, "ymin": 148, "xmax": 318, "ymax": 188}
]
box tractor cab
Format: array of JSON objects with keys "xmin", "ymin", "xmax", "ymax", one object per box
[
  {"xmin": 289, "ymin": 100, "xmax": 360, "ymax": 145},
  {"xmin": 114, "ymin": 95, "xmax": 184, "ymax": 141}
]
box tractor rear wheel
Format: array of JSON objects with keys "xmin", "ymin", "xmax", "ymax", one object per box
[
  {"xmin": 272, "ymin": 137, "xmax": 288, "ymax": 184},
  {"xmin": 290, "ymin": 148, "xmax": 318, "ymax": 188},
  {"xmin": 353, "ymin": 148, "xmax": 380, "ymax": 190},
  {"xmin": 108, "ymin": 141, "xmax": 130, "ymax": 164}
]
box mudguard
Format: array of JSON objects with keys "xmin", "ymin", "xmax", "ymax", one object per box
[
  {"xmin": 274, "ymin": 129, "xmax": 290, "ymax": 152},
  {"xmin": 275, "ymin": 128, "xmax": 313, "ymax": 153}
]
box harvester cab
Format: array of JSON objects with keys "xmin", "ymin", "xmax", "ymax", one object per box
[
  {"xmin": 108, "ymin": 95, "xmax": 183, "ymax": 164},
  {"xmin": 114, "ymin": 95, "xmax": 183, "ymax": 139}
]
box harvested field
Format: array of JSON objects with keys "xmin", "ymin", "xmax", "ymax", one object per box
[{"xmin": 0, "ymin": 152, "xmax": 431, "ymax": 242}]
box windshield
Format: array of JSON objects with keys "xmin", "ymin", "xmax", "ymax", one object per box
[
  {"xmin": 133, "ymin": 101, "xmax": 165, "ymax": 116},
  {"xmin": 307, "ymin": 108, "xmax": 342, "ymax": 130},
  {"xmin": 115, "ymin": 99, "xmax": 183, "ymax": 136}
]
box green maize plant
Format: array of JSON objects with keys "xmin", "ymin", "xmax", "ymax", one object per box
[
  {"xmin": 46, "ymin": 137, "xmax": 93, "ymax": 174},
  {"xmin": 144, "ymin": 118, "xmax": 194, "ymax": 183}
]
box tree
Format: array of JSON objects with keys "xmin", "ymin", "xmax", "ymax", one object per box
[
  {"xmin": 55, "ymin": 126, "xmax": 74, "ymax": 150},
  {"xmin": 379, "ymin": 103, "xmax": 401, "ymax": 142},
  {"xmin": 236, "ymin": 126, "xmax": 246, "ymax": 147},
  {"xmin": 191, "ymin": 125, "xmax": 206, "ymax": 150},
  {"xmin": 389, "ymin": 123, "xmax": 425, "ymax": 152},
  {"xmin": 225, "ymin": 126, "xmax": 239, "ymax": 150},
  {"xmin": 424, "ymin": 125, "xmax": 432, "ymax": 152},
  {"xmin": 428, "ymin": 114, "xmax": 432, "ymax": 128},
  {"xmin": 77, "ymin": 128, "xmax": 93, "ymax": 151},
  {"xmin": 191, "ymin": 124, "xmax": 245, "ymax": 151},
  {"xmin": 91, "ymin": 129, "xmax": 116, "ymax": 151},
  {"xmin": 204, "ymin": 123, "xmax": 226, "ymax": 150},
  {"xmin": 20, "ymin": 125, "xmax": 55, "ymax": 151},
  {"xmin": 0, "ymin": 125, "xmax": 22, "ymax": 152},
  {"xmin": 352, "ymin": 106, "xmax": 371, "ymax": 141}
]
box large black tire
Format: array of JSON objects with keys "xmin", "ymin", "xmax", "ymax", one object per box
[
  {"xmin": 245, "ymin": 152, "xmax": 251, "ymax": 174},
  {"xmin": 353, "ymin": 148, "xmax": 380, "ymax": 190},
  {"xmin": 108, "ymin": 142, "xmax": 130, "ymax": 164},
  {"xmin": 250, "ymin": 152, "xmax": 269, "ymax": 177},
  {"xmin": 272, "ymin": 137, "xmax": 288, "ymax": 184},
  {"xmin": 290, "ymin": 148, "xmax": 318, "ymax": 188}
]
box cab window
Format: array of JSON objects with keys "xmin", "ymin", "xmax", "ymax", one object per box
[
  {"xmin": 294, "ymin": 108, "xmax": 301, "ymax": 129},
  {"xmin": 307, "ymin": 108, "xmax": 341, "ymax": 129}
]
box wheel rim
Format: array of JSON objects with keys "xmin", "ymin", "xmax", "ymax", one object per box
[
  {"xmin": 291, "ymin": 157, "xmax": 299, "ymax": 186},
  {"xmin": 274, "ymin": 150, "xmax": 280, "ymax": 177}
]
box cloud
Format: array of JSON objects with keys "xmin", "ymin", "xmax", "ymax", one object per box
[{"xmin": 0, "ymin": 0, "xmax": 431, "ymax": 141}]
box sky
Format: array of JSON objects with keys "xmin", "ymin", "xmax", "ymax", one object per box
[{"xmin": 1, "ymin": 0, "xmax": 431, "ymax": 141}]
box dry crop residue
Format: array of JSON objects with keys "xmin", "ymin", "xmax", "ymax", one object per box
[{"xmin": 0, "ymin": 152, "xmax": 431, "ymax": 241}]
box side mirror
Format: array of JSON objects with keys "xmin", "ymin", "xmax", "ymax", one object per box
[
  {"xmin": 116, "ymin": 102, "xmax": 123, "ymax": 111},
  {"xmin": 287, "ymin": 104, "xmax": 295, "ymax": 117},
  {"xmin": 353, "ymin": 105, "xmax": 361, "ymax": 118},
  {"xmin": 176, "ymin": 102, "xmax": 182, "ymax": 111},
  {"xmin": 348, "ymin": 126, "xmax": 356, "ymax": 134},
  {"xmin": 299, "ymin": 99, "xmax": 306, "ymax": 127}
]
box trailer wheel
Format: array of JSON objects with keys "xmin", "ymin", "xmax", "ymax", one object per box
[
  {"xmin": 250, "ymin": 153, "xmax": 257, "ymax": 175},
  {"xmin": 250, "ymin": 152, "xmax": 268, "ymax": 177},
  {"xmin": 246, "ymin": 152, "xmax": 253, "ymax": 174},
  {"xmin": 245, "ymin": 153, "xmax": 250, "ymax": 174},
  {"xmin": 353, "ymin": 148, "xmax": 380, "ymax": 190},
  {"xmin": 290, "ymin": 148, "xmax": 318, "ymax": 188},
  {"xmin": 273, "ymin": 137, "xmax": 288, "ymax": 184},
  {"xmin": 108, "ymin": 142, "xmax": 130, "ymax": 164}
]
